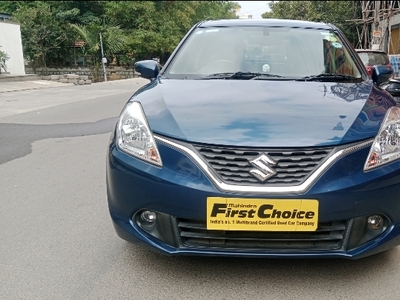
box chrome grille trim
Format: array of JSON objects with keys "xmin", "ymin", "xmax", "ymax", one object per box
[
  {"xmin": 155, "ymin": 135, "xmax": 373, "ymax": 194},
  {"xmin": 194, "ymin": 147, "xmax": 330, "ymax": 185},
  {"xmin": 176, "ymin": 218, "xmax": 349, "ymax": 251}
]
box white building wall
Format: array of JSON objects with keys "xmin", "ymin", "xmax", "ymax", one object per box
[
  {"xmin": 237, "ymin": 13, "xmax": 253, "ymax": 19},
  {"xmin": 0, "ymin": 21, "xmax": 25, "ymax": 75},
  {"xmin": 376, "ymin": 14, "xmax": 400, "ymax": 52}
]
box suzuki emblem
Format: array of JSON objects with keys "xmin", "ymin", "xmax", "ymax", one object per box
[{"xmin": 249, "ymin": 153, "xmax": 277, "ymax": 182}]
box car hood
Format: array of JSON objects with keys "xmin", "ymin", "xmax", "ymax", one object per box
[{"xmin": 131, "ymin": 78, "xmax": 391, "ymax": 147}]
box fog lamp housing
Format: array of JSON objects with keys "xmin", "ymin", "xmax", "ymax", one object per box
[
  {"xmin": 347, "ymin": 215, "xmax": 389, "ymax": 250},
  {"xmin": 134, "ymin": 210, "xmax": 178, "ymax": 247}
]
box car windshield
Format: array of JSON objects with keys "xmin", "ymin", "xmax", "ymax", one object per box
[
  {"xmin": 357, "ymin": 52, "xmax": 390, "ymax": 66},
  {"xmin": 164, "ymin": 26, "xmax": 363, "ymax": 80}
]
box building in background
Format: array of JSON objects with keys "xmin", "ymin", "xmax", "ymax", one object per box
[
  {"xmin": 0, "ymin": 13, "xmax": 25, "ymax": 75},
  {"xmin": 237, "ymin": 13, "xmax": 253, "ymax": 19}
]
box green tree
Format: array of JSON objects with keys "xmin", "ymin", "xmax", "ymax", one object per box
[
  {"xmin": 1, "ymin": 1, "xmax": 241, "ymax": 70},
  {"xmin": 49, "ymin": 1, "xmax": 106, "ymax": 25},
  {"xmin": 0, "ymin": 1, "xmax": 38, "ymax": 14},
  {"xmin": 104, "ymin": 1, "xmax": 239, "ymax": 63},
  {"xmin": 11, "ymin": 2, "xmax": 69, "ymax": 72},
  {"xmin": 262, "ymin": 1, "xmax": 361, "ymax": 45},
  {"xmin": 0, "ymin": 1, "xmax": 109, "ymax": 69},
  {"xmin": 70, "ymin": 20, "xmax": 128, "ymax": 81},
  {"xmin": 190, "ymin": 1, "xmax": 240, "ymax": 22},
  {"xmin": 0, "ymin": 47, "xmax": 10, "ymax": 73}
]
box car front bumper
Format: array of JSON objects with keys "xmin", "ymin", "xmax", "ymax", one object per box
[{"xmin": 107, "ymin": 132, "xmax": 400, "ymax": 259}]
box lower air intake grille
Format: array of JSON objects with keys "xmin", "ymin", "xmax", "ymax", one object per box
[{"xmin": 176, "ymin": 218, "xmax": 348, "ymax": 251}]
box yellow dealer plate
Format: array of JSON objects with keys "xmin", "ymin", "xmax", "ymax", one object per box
[{"xmin": 207, "ymin": 197, "xmax": 318, "ymax": 232}]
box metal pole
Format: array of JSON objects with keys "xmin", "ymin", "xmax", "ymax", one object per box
[
  {"xmin": 373, "ymin": 0, "xmax": 380, "ymax": 49},
  {"xmin": 99, "ymin": 32, "xmax": 107, "ymax": 82}
]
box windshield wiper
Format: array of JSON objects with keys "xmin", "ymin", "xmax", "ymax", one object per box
[
  {"xmin": 251, "ymin": 73, "xmax": 285, "ymax": 80},
  {"xmin": 206, "ymin": 72, "xmax": 284, "ymax": 80},
  {"xmin": 206, "ymin": 72, "xmax": 257, "ymax": 79},
  {"xmin": 296, "ymin": 73, "xmax": 360, "ymax": 82}
]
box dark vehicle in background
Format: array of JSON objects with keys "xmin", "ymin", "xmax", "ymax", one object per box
[
  {"xmin": 356, "ymin": 49, "xmax": 394, "ymax": 80},
  {"xmin": 107, "ymin": 19, "xmax": 400, "ymax": 259},
  {"xmin": 356, "ymin": 49, "xmax": 399, "ymax": 101},
  {"xmin": 381, "ymin": 78, "xmax": 400, "ymax": 102}
]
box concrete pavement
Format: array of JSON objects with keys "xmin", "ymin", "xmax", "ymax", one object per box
[
  {"xmin": 0, "ymin": 77, "xmax": 149, "ymax": 119},
  {"xmin": 0, "ymin": 80, "xmax": 74, "ymax": 93}
]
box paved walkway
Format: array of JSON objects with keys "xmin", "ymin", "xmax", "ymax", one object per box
[
  {"xmin": 0, "ymin": 77, "xmax": 149, "ymax": 120},
  {"xmin": 0, "ymin": 80, "xmax": 74, "ymax": 93}
]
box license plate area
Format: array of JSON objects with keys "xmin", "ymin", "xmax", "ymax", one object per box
[{"xmin": 207, "ymin": 197, "xmax": 318, "ymax": 231}]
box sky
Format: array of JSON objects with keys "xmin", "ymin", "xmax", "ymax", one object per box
[{"xmin": 235, "ymin": 1, "xmax": 271, "ymax": 19}]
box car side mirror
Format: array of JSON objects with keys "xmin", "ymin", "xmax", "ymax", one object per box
[
  {"xmin": 134, "ymin": 60, "xmax": 160, "ymax": 80},
  {"xmin": 372, "ymin": 64, "xmax": 394, "ymax": 86}
]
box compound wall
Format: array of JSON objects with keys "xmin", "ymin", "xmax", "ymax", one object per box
[{"xmin": 0, "ymin": 21, "xmax": 25, "ymax": 75}]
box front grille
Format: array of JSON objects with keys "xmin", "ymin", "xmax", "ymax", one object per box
[
  {"xmin": 177, "ymin": 218, "xmax": 348, "ymax": 251},
  {"xmin": 193, "ymin": 145, "xmax": 333, "ymax": 185}
]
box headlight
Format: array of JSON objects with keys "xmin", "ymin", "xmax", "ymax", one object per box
[
  {"xmin": 116, "ymin": 101, "xmax": 162, "ymax": 167},
  {"xmin": 364, "ymin": 106, "xmax": 400, "ymax": 171}
]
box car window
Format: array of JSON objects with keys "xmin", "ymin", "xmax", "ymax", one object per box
[
  {"xmin": 164, "ymin": 26, "xmax": 362, "ymax": 79},
  {"xmin": 357, "ymin": 52, "xmax": 389, "ymax": 66}
]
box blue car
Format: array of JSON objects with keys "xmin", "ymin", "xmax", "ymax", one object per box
[{"xmin": 107, "ymin": 19, "xmax": 400, "ymax": 259}]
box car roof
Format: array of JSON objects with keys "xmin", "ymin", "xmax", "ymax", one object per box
[{"xmin": 198, "ymin": 19, "xmax": 332, "ymax": 30}]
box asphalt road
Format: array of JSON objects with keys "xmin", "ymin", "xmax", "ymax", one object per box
[{"xmin": 1, "ymin": 79, "xmax": 400, "ymax": 300}]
